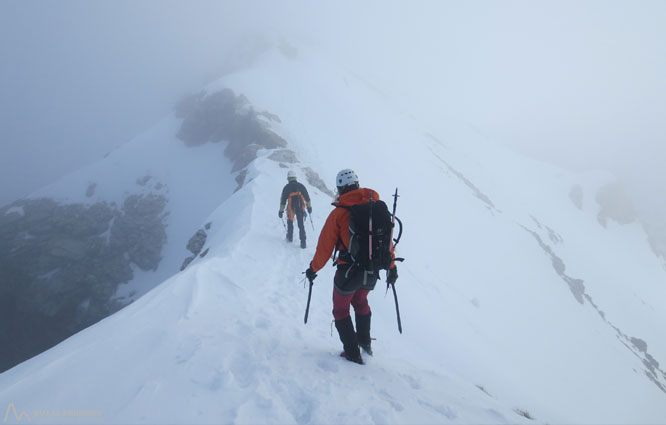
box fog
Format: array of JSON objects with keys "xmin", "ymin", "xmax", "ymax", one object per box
[{"xmin": 2, "ymin": 1, "xmax": 665, "ymax": 222}]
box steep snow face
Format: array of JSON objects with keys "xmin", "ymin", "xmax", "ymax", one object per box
[
  {"xmin": 1, "ymin": 44, "xmax": 665, "ymax": 424},
  {"xmin": 28, "ymin": 117, "xmax": 238, "ymax": 300}
]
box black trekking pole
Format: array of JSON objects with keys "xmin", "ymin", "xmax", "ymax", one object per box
[
  {"xmin": 304, "ymin": 277, "xmax": 314, "ymax": 324},
  {"xmin": 280, "ymin": 217, "xmax": 287, "ymax": 231},
  {"xmin": 308, "ymin": 212, "xmax": 315, "ymax": 231}
]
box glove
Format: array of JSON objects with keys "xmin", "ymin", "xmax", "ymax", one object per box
[
  {"xmin": 305, "ymin": 267, "xmax": 317, "ymax": 282},
  {"xmin": 387, "ymin": 266, "xmax": 398, "ymax": 285},
  {"xmin": 278, "ymin": 210, "xmax": 283, "ymax": 219},
  {"xmin": 307, "ymin": 206, "xmax": 312, "ymax": 214}
]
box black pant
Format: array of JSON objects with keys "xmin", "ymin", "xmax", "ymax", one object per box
[{"xmin": 287, "ymin": 211, "xmax": 306, "ymax": 242}]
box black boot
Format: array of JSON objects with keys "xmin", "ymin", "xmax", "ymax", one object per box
[
  {"xmin": 335, "ymin": 316, "xmax": 363, "ymax": 364},
  {"xmin": 356, "ymin": 312, "xmax": 373, "ymax": 356},
  {"xmin": 286, "ymin": 220, "xmax": 294, "ymax": 242},
  {"xmin": 300, "ymin": 239, "xmax": 306, "ymax": 249}
]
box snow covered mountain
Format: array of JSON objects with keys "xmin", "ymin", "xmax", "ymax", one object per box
[{"xmin": 1, "ymin": 41, "xmax": 665, "ymax": 424}]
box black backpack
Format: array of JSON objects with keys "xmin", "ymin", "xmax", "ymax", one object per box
[{"xmin": 338, "ymin": 197, "xmax": 397, "ymax": 273}]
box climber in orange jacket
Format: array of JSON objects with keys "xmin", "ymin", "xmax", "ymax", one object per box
[
  {"xmin": 305, "ymin": 169, "xmax": 398, "ymax": 364},
  {"xmin": 279, "ymin": 170, "xmax": 312, "ymax": 249}
]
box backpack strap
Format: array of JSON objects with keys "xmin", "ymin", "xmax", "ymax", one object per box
[
  {"xmin": 287, "ymin": 191, "xmax": 307, "ymax": 217},
  {"xmin": 332, "ymin": 206, "xmax": 351, "ymax": 266}
]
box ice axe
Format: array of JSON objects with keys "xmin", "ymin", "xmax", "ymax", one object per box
[
  {"xmin": 388, "ymin": 281, "xmax": 402, "ymax": 334},
  {"xmin": 303, "ymin": 274, "xmax": 315, "ymax": 324}
]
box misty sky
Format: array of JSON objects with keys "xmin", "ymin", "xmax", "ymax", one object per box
[{"xmin": 1, "ymin": 1, "xmax": 665, "ymax": 217}]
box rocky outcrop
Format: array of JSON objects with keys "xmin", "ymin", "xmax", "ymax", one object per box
[
  {"xmin": 176, "ymin": 89, "xmax": 287, "ymax": 171},
  {"xmin": 0, "ymin": 193, "xmax": 167, "ymax": 373},
  {"xmin": 596, "ymin": 181, "xmax": 636, "ymax": 227},
  {"xmin": 569, "ymin": 184, "xmax": 583, "ymax": 210},
  {"xmin": 86, "ymin": 182, "xmax": 97, "ymax": 197},
  {"xmin": 523, "ymin": 224, "xmax": 666, "ymax": 393},
  {"xmin": 234, "ymin": 169, "xmax": 248, "ymax": 192},
  {"xmin": 301, "ymin": 166, "xmax": 336, "ymax": 198},
  {"xmin": 642, "ymin": 221, "xmax": 666, "ymax": 268},
  {"xmin": 112, "ymin": 194, "xmax": 167, "ymax": 271},
  {"xmin": 180, "ymin": 223, "xmax": 211, "ymax": 271},
  {"xmin": 176, "ymin": 89, "xmax": 336, "ymax": 198},
  {"xmin": 268, "ymin": 149, "xmax": 298, "ymax": 164}
]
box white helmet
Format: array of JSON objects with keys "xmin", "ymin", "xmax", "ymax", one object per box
[
  {"xmin": 336, "ymin": 169, "xmax": 359, "ymax": 188},
  {"xmin": 287, "ymin": 170, "xmax": 297, "ymax": 180}
]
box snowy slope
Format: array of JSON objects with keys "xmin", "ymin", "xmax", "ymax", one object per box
[
  {"xmin": 213, "ymin": 47, "xmax": 666, "ymax": 421},
  {"xmin": 27, "ymin": 117, "xmax": 237, "ymax": 300},
  {"xmin": 0, "ymin": 159, "xmax": 531, "ymax": 425},
  {"xmin": 1, "ymin": 43, "xmax": 665, "ymax": 424}
]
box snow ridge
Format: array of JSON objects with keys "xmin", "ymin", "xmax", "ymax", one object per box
[{"xmin": 1, "ymin": 42, "xmax": 665, "ymax": 424}]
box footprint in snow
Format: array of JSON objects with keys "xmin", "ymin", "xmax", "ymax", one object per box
[
  {"xmin": 316, "ymin": 358, "xmax": 339, "ymax": 373},
  {"xmin": 254, "ymin": 316, "xmax": 270, "ymax": 329},
  {"xmin": 175, "ymin": 338, "xmax": 202, "ymax": 364},
  {"xmin": 207, "ymin": 369, "xmax": 229, "ymax": 391},
  {"xmin": 229, "ymin": 352, "xmax": 257, "ymax": 388},
  {"xmin": 418, "ymin": 400, "xmax": 457, "ymax": 420},
  {"xmin": 400, "ymin": 373, "xmax": 422, "ymax": 390},
  {"xmin": 379, "ymin": 390, "xmax": 405, "ymax": 412},
  {"xmin": 369, "ymin": 407, "xmax": 390, "ymax": 424}
]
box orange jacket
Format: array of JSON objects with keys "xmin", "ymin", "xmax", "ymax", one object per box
[{"xmin": 310, "ymin": 187, "xmax": 395, "ymax": 273}]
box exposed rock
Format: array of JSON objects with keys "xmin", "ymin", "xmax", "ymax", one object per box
[
  {"xmin": 136, "ymin": 175, "xmax": 152, "ymax": 186},
  {"xmin": 176, "ymin": 89, "xmax": 287, "ymax": 171},
  {"xmin": 180, "ymin": 255, "xmax": 196, "ymax": 271},
  {"xmin": 530, "ymin": 216, "xmax": 563, "ymax": 245},
  {"xmin": 522, "ymin": 225, "xmax": 586, "ymax": 304},
  {"xmin": 569, "ymin": 184, "xmax": 583, "ymax": 210},
  {"xmin": 178, "ymin": 223, "xmax": 214, "ymax": 273},
  {"xmin": 186, "ymin": 229, "xmax": 207, "ymax": 255},
  {"xmin": 631, "ymin": 337, "xmax": 648, "ymax": 353},
  {"xmin": 642, "ymin": 221, "xmax": 666, "ymax": 266},
  {"xmin": 0, "ymin": 192, "xmax": 168, "ymax": 373},
  {"xmin": 111, "ymin": 194, "xmax": 168, "ymax": 271},
  {"xmin": 269, "ymin": 149, "xmax": 298, "ymax": 164},
  {"xmin": 427, "ymin": 147, "xmax": 499, "ymax": 214},
  {"xmin": 181, "ymin": 225, "xmax": 211, "ymax": 270},
  {"xmin": 596, "ymin": 181, "xmax": 636, "ymax": 227},
  {"xmin": 175, "ymin": 89, "xmax": 333, "ymax": 206},
  {"xmin": 259, "ymin": 110, "xmax": 282, "ymax": 123},
  {"xmin": 48, "ymin": 238, "xmax": 90, "ymax": 261},
  {"xmin": 86, "ymin": 182, "xmax": 97, "ymax": 197},
  {"xmin": 523, "ymin": 224, "xmax": 666, "ymax": 394},
  {"xmin": 177, "ymin": 89, "xmax": 239, "ymax": 147},
  {"xmin": 235, "ymin": 169, "xmax": 248, "ymax": 192},
  {"xmin": 228, "ymin": 143, "xmax": 262, "ymax": 172},
  {"xmin": 301, "ymin": 166, "xmax": 335, "ymax": 198},
  {"xmin": 425, "ymin": 132, "xmax": 448, "ymax": 148}
]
